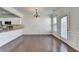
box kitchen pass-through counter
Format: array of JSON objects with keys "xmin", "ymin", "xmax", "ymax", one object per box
[{"xmin": 0, "ymin": 25, "xmax": 24, "ymax": 47}]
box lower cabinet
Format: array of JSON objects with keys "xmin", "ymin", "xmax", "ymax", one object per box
[{"xmin": 0, "ymin": 29, "xmax": 23, "ymax": 47}]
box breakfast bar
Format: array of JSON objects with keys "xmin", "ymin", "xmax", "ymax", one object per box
[{"xmin": 0, "ymin": 25, "xmax": 24, "ymax": 47}]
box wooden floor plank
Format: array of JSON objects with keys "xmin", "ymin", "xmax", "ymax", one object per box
[{"xmin": 10, "ymin": 35, "xmax": 77, "ymax": 52}]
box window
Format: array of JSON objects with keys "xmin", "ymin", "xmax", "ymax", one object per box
[
  {"xmin": 53, "ymin": 17, "xmax": 57, "ymax": 32},
  {"xmin": 61, "ymin": 16, "xmax": 68, "ymax": 40}
]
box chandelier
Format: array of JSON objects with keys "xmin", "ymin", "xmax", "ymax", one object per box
[{"xmin": 33, "ymin": 9, "xmax": 40, "ymax": 18}]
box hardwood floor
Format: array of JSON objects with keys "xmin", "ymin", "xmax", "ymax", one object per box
[
  {"xmin": 11, "ymin": 35, "xmax": 77, "ymax": 52},
  {"xmin": 0, "ymin": 35, "xmax": 77, "ymax": 52}
]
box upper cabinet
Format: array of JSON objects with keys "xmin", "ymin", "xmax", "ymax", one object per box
[{"xmin": 0, "ymin": 7, "xmax": 23, "ymax": 18}]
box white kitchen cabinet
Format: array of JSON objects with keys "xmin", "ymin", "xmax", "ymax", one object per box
[{"xmin": 0, "ymin": 29, "xmax": 23, "ymax": 47}]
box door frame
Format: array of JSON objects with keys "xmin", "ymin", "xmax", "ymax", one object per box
[{"xmin": 60, "ymin": 14, "xmax": 70, "ymax": 40}]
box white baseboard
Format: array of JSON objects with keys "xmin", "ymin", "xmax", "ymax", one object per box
[
  {"xmin": 51, "ymin": 33, "xmax": 79, "ymax": 51},
  {"xmin": 23, "ymin": 33, "xmax": 51, "ymax": 35}
]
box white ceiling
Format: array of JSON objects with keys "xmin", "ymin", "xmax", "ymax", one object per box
[
  {"xmin": 0, "ymin": 7, "xmax": 19, "ymax": 17},
  {"xmin": 0, "ymin": 8, "xmax": 11, "ymax": 15},
  {"xmin": 14, "ymin": 7, "xmax": 60, "ymax": 17}
]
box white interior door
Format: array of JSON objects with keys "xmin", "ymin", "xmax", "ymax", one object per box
[{"xmin": 61, "ymin": 16, "xmax": 68, "ymax": 40}]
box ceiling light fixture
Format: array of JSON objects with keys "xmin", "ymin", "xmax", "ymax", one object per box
[{"xmin": 33, "ymin": 9, "xmax": 40, "ymax": 18}]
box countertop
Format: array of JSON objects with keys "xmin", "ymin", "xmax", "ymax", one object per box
[{"xmin": 0, "ymin": 24, "xmax": 24, "ymax": 33}]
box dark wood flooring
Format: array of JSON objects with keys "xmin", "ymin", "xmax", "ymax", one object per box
[{"xmin": 0, "ymin": 35, "xmax": 77, "ymax": 52}]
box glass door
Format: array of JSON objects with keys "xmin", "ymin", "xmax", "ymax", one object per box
[{"xmin": 61, "ymin": 16, "xmax": 68, "ymax": 40}]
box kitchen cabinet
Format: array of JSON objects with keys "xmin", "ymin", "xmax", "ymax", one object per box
[{"xmin": 0, "ymin": 29, "xmax": 23, "ymax": 47}]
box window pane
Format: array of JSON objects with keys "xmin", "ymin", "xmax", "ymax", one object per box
[
  {"xmin": 61, "ymin": 16, "xmax": 67, "ymax": 40},
  {"xmin": 53, "ymin": 17, "xmax": 57, "ymax": 32}
]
